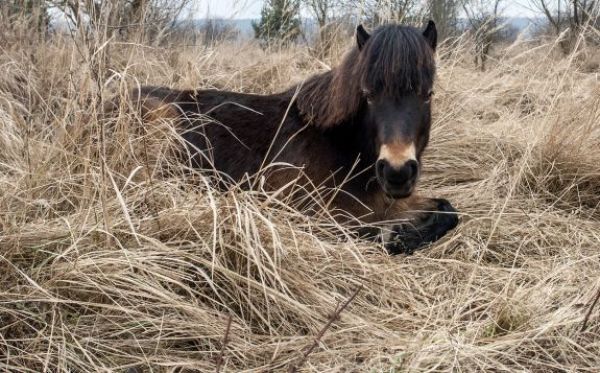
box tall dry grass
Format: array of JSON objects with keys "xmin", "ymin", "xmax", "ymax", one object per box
[{"xmin": 1, "ymin": 25, "xmax": 600, "ymax": 372}]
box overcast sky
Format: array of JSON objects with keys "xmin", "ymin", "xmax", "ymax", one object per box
[{"xmin": 200, "ymin": 0, "xmax": 540, "ymax": 19}]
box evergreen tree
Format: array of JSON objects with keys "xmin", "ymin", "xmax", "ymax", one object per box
[{"xmin": 252, "ymin": 0, "xmax": 302, "ymax": 46}]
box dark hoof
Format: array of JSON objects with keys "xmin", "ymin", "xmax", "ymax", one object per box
[
  {"xmin": 386, "ymin": 198, "xmax": 459, "ymax": 255},
  {"xmin": 356, "ymin": 226, "xmax": 382, "ymax": 240}
]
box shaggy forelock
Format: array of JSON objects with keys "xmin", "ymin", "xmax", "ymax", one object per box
[
  {"xmin": 294, "ymin": 24, "xmax": 436, "ymax": 128},
  {"xmin": 357, "ymin": 25, "xmax": 436, "ymax": 96}
]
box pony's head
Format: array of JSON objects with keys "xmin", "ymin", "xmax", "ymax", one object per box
[
  {"xmin": 297, "ymin": 21, "xmax": 438, "ymax": 199},
  {"xmin": 358, "ymin": 22, "xmax": 438, "ymax": 198}
]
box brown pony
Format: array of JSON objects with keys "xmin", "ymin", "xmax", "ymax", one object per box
[{"xmin": 126, "ymin": 21, "xmax": 458, "ymax": 254}]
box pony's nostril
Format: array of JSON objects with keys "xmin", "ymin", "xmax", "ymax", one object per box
[
  {"xmin": 406, "ymin": 160, "xmax": 418, "ymax": 180},
  {"xmin": 377, "ymin": 158, "xmax": 419, "ymax": 198},
  {"xmin": 382, "ymin": 160, "xmax": 419, "ymax": 186}
]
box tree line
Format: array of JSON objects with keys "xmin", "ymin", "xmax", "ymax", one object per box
[
  {"xmin": 0, "ymin": 0, "xmax": 192, "ymax": 43},
  {"xmin": 1, "ymin": 1, "xmax": 598, "ymax": 70},
  {"xmin": 252, "ymin": 0, "xmax": 599, "ymax": 69}
]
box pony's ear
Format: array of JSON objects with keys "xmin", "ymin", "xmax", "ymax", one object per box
[
  {"xmin": 356, "ymin": 24, "xmax": 370, "ymax": 50},
  {"xmin": 423, "ymin": 20, "xmax": 437, "ymax": 51}
]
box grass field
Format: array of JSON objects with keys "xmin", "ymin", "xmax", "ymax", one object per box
[{"xmin": 1, "ymin": 25, "xmax": 600, "ymax": 372}]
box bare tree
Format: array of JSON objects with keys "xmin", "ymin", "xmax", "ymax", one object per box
[
  {"xmin": 200, "ymin": 18, "xmax": 239, "ymax": 47},
  {"xmin": 375, "ymin": 0, "xmax": 419, "ymax": 22},
  {"xmin": 531, "ymin": 0, "xmax": 599, "ymax": 32},
  {"xmin": 50, "ymin": 0, "xmax": 191, "ymax": 43},
  {"xmin": 462, "ymin": 0, "xmax": 503, "ymax": 71},
  {"xmin": 529, "ymin": 0, "xmax": 599, "ymax": 45},
  {"xmin": 304, "ymin": 0, "xmax": 338, "ymax": 28},
  {"xmin": 0, "ymin": 0, "xmax": 49, "ymax": 36},
  {"xmin": 426, "ymin": 0, "xmax": 460, "ymax": 40},
  {"xmin": 342, "ymin": 0, "xmax": 421, "ymax": 25},
  {"xmin": 302, "ymin": 0, "xmax": 343, "ymax": 56}
]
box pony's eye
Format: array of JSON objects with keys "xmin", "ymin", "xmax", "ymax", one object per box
[
  {"xmin": 424, "ymin": 90, "xmax": 434, "ymax": 102},
  {"xmin": 362, "ymin": 90, "xmax": 375, "ymax": 102}
]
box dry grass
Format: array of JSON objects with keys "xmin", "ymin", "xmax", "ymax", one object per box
[{"xmin": 1, "ymin": 27, "xmax": 600, "ymax": 372}]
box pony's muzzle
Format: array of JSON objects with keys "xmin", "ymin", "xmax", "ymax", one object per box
[{"xmin": 376, "ymin": 159, "xmax": 419, "ymax": 198}]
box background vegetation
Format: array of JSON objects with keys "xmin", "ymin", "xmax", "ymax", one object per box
[{"xmin": 1, "ymin": 0, "xmax": 600, "ymax": 371}]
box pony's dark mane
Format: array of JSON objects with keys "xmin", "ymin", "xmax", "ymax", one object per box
[{"xmin": 294, "ymin": 25, "xmax": 436, "ymax": 128}]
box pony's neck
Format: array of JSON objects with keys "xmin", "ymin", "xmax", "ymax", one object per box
[
  {"xmin": 322, "ymin": 105, "xmax": 379, "ymax": 190},
  {"xmin": 293, "ymin": 51, "xmax": 363, "ymax": 128}
]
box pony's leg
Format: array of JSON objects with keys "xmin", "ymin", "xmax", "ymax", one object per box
[
  {"xmin": 384, "ymin": 198, "xmax": 459, "ymax": 255},
  {"xmin": 332, "ymin": 193, "xmax": 459, "ymax": 255},
  {"xmin": 357, "ymin": 195, "xmax": 458, "ymax": 255}
]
